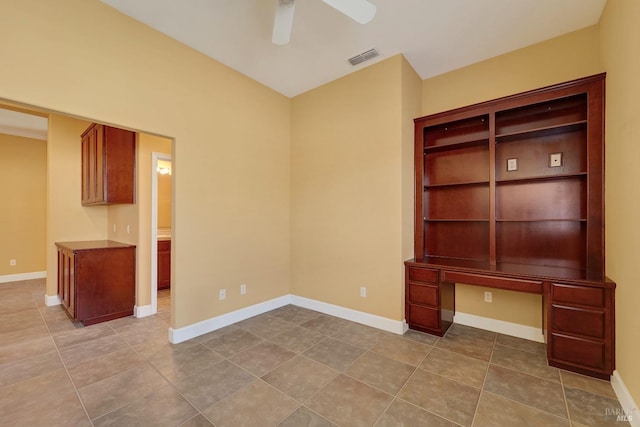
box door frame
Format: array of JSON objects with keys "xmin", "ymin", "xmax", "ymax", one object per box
[{"xmin": 150, "ymin": 152, "xmax": 172, "ymax": 314}]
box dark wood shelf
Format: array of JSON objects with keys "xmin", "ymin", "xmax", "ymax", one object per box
[
  {"xmin": 424, "ymin": 138, "xmax": 488, "ymax": 154},
  {"xmin": 496, "ymin": 121, "xmax": 587, "ymax": 143},
  {"xmin": 425, "ymin": 219, "xmax": 489, "ymax": 222},
  {"xmin": 425, "ymin": 180, "xmax": 489, "ymax": 189},
  {"xmin": 496, "ymin": 172, "xmax": 587, "ymax": 184},
  {"xmin": 496, "ymin": 218, "xmax": 587, "ymax": 222}
]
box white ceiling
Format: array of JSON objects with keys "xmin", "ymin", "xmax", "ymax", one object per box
[
  {"xmin": 100, "ymin": 0, "xmax": 606, "ymax": 98},
  {"xmin": 0, "ymin": 109, "xmax": 48, "ymax": 140}
]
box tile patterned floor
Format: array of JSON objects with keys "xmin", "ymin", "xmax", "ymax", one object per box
[{"xmin": 0, "ymin": 279, "xmax": 629, "ymax": 426}]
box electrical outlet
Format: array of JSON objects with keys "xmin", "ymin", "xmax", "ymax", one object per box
[
  {"xmin": 484, "ymin": 291, "xmax": 492, "ymax": 303},
  {"xmin": 219, "ymin": 289, "xmax": 226, "ymax": 300},
  {"xmin": 113, "ymin": 224, "xmax": 117, "ymax": 233},
  {"xmin": 240, "ymin": 284, "xmax": 246, "ymax": 295},
  {"xmin": 360, "ymin": 287, "xmax": 367, "ymax": 298},
  {"xmin": 126, "ymin": 225, "xmax": 131, "ymax": 234},
  {"xmin": 9, "ymin": 259, "xmax": 16, "ymax": 267},
  {"xmin": 549, "ymin": 152, "xmax": 563, "ymax": 167}
]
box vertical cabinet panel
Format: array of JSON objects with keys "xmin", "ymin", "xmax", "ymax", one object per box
[{"xmin": 157, "ymin": 240, "xmax": 171, "ymax": 290}]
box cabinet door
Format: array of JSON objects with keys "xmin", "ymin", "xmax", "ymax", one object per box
[
  {"xmin": 57, "ymin": 248, "xmax": 75, "ymax": 318},
  {"xmin": 82, "ymin": 125, "xmax": 105, "ymax": 205},
  {"xmin": 157, "ymin": 241, "xmax": 171, "ymax": 289}
]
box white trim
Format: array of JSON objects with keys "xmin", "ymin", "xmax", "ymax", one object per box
[
  {"xmin": 611, "ymin": 370, "xmax": 639, "ymax": 427},
  {"xmin": 169, "ymin": 294, "xmax": 408, "ymax": 343},
  {"xmin": 453, "ymin": 311, "xmax": 545, "ymax": 343},
  {"xmin": 134, "ymin": 304, "xmax": 154, "ymax": 318},
  {"xmin": 169, "ymin": 295, "xmax": 292, "ymax": 344},
  {"xmin": 0, "ymin": 271, "xmax": 46, "ymax": 284},
  {"xmin": 44, "ymin": 294, "xmax": 61, "ymax": 306},
  {"xmin": 150, "ymin": 152, "xmax": 172, "ymax": 316},
  {"xmin": 291, "ymin": 295, "xmax": 406, "ymax": 335},
  {"xmin": 0, "ymin": 125, "xmax": 47, "ymax": 141}
]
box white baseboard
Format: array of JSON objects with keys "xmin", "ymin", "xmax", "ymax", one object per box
[
  {"xmin": 169, "ymin": 295, "xmax": 292, "ymax": 344},
  {"xmin": 291, "ymin": 296, "xmax": 406, "ymax": 335},
  {"xmin": 168, "ymin": 294, "xmax": 407, "ymax": 344},
  {"xmin": 134, "ymin": 304, "xmax": 154, "ymax": 318},
  {"xmin": 453, "ymin": 311, "xmax": 545, "ymax": 343},
  {"xmin": 611, "ymin": 370, "xmax": 639, "ymax": 426},
  {"xmin": 44, "ymin": 294, "xmax": 61, "ymax": 306},
  {"xmin": 0, "ymin": 271, "xmax": 46, "ymax": 284}
]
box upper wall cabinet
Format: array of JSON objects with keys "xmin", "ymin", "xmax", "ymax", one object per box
[{"xmin": 81, "ymin": 123, "xmax": 136, "ymax": 206}]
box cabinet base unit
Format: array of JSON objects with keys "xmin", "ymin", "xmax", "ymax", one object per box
[
  {"xmin": 56, "ymin": 240, "xmax": 136, "ymax": 326},
  {"xmin": 157, "ymin": 239, "xmax": 171, "ymax": 290}
]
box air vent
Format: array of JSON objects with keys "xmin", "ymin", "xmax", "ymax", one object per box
[{"xmin": 348, "ymin": 48, "xmax": 379, "ymax": 66}]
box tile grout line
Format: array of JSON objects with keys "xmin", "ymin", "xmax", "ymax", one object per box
[
  {"xmin": 469, "ymin": 330, "xmax": 498, "ymax": 427},
  {"xmin": 559, "ymin": 369, "xmax": 573, "ymax": 424},
  {"xmin": 34, "ymin": 293, "xmax": 96, "ymax": 427},
  {"xmin": 383, "ymin": 338, "xmax": 470, "ymax": 427},
  {"xmin": 92, "ymin": 318, "xmax": 217, "ymax": 425}
]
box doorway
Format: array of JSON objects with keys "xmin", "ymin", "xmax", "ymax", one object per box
[{"xmin": 151, "ymin": 152, "xmax": 172, "ymax": 316}]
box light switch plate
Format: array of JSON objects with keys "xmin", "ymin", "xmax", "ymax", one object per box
[
  {"xmin": 507, "ymin": 158, "xmax": 518, "ymax": 172},
  {"xmin": 550, "ymin": 152, "xmax": 563, "ymax": 167}
]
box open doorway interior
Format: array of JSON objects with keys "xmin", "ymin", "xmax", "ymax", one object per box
[{"xmin": 151, "ymin": 152, "xmax": 172, "ymax": 319}]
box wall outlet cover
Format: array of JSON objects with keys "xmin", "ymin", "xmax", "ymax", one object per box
[{"xmin": 550, "ymin": 152, "xmax": 563, "ymax": 167}]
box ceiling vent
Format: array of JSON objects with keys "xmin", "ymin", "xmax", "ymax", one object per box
[{"xmin": 348, "ymin": 48, "xmax": 379, "ymax": 66}]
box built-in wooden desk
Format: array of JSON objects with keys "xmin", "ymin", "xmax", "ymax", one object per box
[
  {"xmin": 408, "ymin": 75, "xmax": 615, "ymax": 380},
  {"xmin": 405, "ymin": 258, "xmax": 615, "ymax": 379}
]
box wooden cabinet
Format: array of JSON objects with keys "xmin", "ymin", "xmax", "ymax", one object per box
[
  {"xmin": 405, "ymin": 265, "xmax": 453, "ymax": 336},
  {"xmin": 57, "ymin": 240, "xmax": 136, "ymax": 325},
  {"xmin": 548, "ymin": 282, "xmax": 615, "ymax": 376},
  {"xmin": 406, "ymin": 74, "xmax": 615, "ymax": 379},
  {"xmin": 81, "ymin": 123, "xmax": 136, "ymax": 205},
  {"xmin": 157, "ymin": 239, "xmax": 171, "ymax": 290}
]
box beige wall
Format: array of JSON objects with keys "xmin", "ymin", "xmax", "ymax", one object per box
[
  {"xmin": 599, "ymin": 0, "xmax": 640, "ymax": 407},
  {"xmin": 1, "ymin": 0, "xmax": 291, "ymax": 328},
  {"xmin": 46, "ymin": 115, "xmax": 107, "ymax": 296},
  {"xmin": 422, "ymin": 25, "xmax": 602, "ymax": 115},
  {"xmin": 291, "ymin": 55, "xmax": 419, "ymax": 321},
  {"xmin": 0, "ymin": 133, "xmax": 46, "ymax": 276},
  {"xmin": 421, "ymin": 26, "xmax": 603, "ymax": 329}
]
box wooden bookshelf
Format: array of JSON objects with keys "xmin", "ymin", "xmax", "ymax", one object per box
[{"xmin": 406, "ymin": 74, "xmax": 615, "ymax": 379}]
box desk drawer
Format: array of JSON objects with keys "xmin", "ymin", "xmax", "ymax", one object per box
[
  {"xmin": 408, "ymin": 283, "xmax": 438, "ymax": 307},
  {"xmin": 407, "ymin": 304, "xmax": 439, "ymax": 331},
  {"xmin": 442, "ymin": 271, "xmax": 542, "ymax": 293},
  {"xmin": 551, "ymin": 283, "xmax": 605, "ymax": 308},
  {"xmin": 551, "ymin": 305, "xmax": 605, "ymax": 339},
  {"xmin": 550, "ymin": 333, "xmax": 605, "ymax": 371},
  {"xmin": 408, "ymin": 267, "xmax": 438, "ymax": 284}
]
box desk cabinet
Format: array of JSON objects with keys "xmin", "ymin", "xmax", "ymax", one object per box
[
  {"xmin": 57, "ymin": 240, "xmax": 136, "ymax": 325},
  {"xmin": 406, "ymin": 74, "xmax": 615, "ymax": 380},
  {"xmin": 548, "ymin": 282, "xmax": 615, "ymax": 376}
]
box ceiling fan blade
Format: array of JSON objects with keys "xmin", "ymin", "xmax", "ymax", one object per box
[
  {"xmin": 321, "ymin": 0, "xmax": 376, "ymax": 24},
  {"xmin": 272, "ymin": 0, "xmax": 295, "ymax": 45}
]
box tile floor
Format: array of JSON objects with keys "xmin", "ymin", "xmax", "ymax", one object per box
[{"xmin": 0, "ymin": 279, "xmax": 629, "ymax": 426}]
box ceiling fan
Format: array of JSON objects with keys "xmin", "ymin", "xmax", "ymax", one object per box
[{"xmin": 272, "ymin": 0, "xmax": 377, "ymax": 45}]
